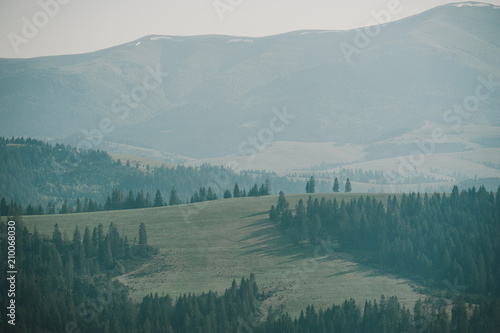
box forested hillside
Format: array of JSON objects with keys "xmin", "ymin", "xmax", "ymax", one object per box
[
  {"xmin": 271, "ymin": 186, "xmax": 500, "ymax": 297},
  {"xmin": 0, "ymin": 137, "xmax": 303, "ymax": 209},
  {"xmin": 1, "ymin": 220, "xmax": 499, "ymax": 332}
]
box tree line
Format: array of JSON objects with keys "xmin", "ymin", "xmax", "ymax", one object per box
[
  {"xmin": 0, "ymin": 179, "xmax": 273, "ymax": 217},
  {"xmin": 270, "ymin": 186, "xmax": 500, "ymax": 297},
  {"xmin": 0, "ymin": 136, "xmax": 301, "ymax": 209}
]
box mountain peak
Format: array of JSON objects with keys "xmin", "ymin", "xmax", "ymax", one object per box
[{"xmin": 446, "ymin": 1, "xmax": 500, "ymax": 8}]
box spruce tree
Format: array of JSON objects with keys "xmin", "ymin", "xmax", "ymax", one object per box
[
  {"xmin": 269, "ymin": 205, "xmax": 277, "ymax": 222},
  {"xmin": 207, "ymin": 187, "xmax": 217, "ymax": 200},
  {"xmin": 125, "ymin": 190, "xmax": 136, "ymax": 209},
  {"xmin": 145, "ymin": 192, "xmax": 152, "ymax": 207},
  {"xmin": 47, "ymin": 202, "xmax": 56, "ymax": 214},
  {"xmin": 265, "ymin": 179, "xmax": 271, "ymax": 195},
  {"xmin": 233, "ymin": 183, "xmax": 241, "ymax": 198},
  {"xmin": 259, "ymin": 183, "xmax": 267, "ymax": 196},
  {"xmin": 276, "ymin": 191, "xmax": 287, "ymax": 216},
  {"xmin": 154, "ymin": 189, "xmax": 163, "ymax": 207},
  {"xmin": 60, "ymin": 199, "xmax": 70, "ymax": 214},
  {"xmin": 52, "ymin": 223, "xmax": 63, "ymax": 251},
  {"xmin": 199, "ymin": 187, "xmax": 207, "ymax": 201},
  {"xmin": 83, "ymin": 226, "xmax": 93, "ymax": 258},
  {"xmin": 333, "ymin": 177, "xmax": 340, "ymax": 193},
  {"xmin": 306, "ymin": 176, "xmax": 315, "ymax": 194},
  {"xmin": 169, "ymin": 187, "xmax": 180, "ymax": 205},
  {"xmin": 248, "ymin": 184, "xmax": 259, "ymax": 197},
  {"xmin": 76, "ymin": 198, "xmax": 83, "ymax": 213},
  {"xmin": 345, "ymin": 178, "xmax": 352, "ymax": 193}
]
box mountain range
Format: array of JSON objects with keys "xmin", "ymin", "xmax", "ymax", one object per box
[{"xmin": 1, "ymin": 2, "xmax": 499, "ymax": 187}]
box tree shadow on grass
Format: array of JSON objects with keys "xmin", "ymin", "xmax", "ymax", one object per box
[
  {"xmin": 237, "ymin": 218, "xmax": 314, "ymax": 262},
  {"xmin": 241, "ymin": 211, "xmax": 269, "ymax": 218}
]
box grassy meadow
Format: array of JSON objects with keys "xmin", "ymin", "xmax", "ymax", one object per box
[{"xmin": 22, "ymin": 193, "xmax": 427, "ymax": 317}]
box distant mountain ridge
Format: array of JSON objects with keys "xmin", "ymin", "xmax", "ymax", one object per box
[{"xmin": 0, "ymin": 2, "xmax": 499, "ymax": 165}]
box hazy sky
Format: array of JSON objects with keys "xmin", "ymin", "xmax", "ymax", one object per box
[{"xmin": 1, "ymin": 0, "xmax": 500, "ymax": 58}]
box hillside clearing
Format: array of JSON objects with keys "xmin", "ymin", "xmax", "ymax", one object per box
[{"xmin": 23, "ymin": 193, "xmax": 427, "ymax": 317}]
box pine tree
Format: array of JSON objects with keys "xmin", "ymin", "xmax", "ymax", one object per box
[
  {"xmin": 134, "ymin": 191, "xmax": 142, "ymax": 208},
  {"xmin": 248, "ymin": 184, "xmax": 259, "ymax": 197},
  {"xmin": 47, "ymin": 202, "xmax": 56, "ymax": 214},
  {"xmin": 333, "ymin": 177, "xmax": 340, "ymax": 193},
  {"xmin": 269, "ymin": 205, "xmax": 278, "ymax": 222},
  {"xmin": 306, "ymin": 176, "xmax": 315, "ymax": 194},
  {"xmin": 52, "ymin": 223, "xmax": 63, "ymax": 251},
  {"xmin": 104, "ymin": 195, "xmax": 112, "ymax": 210},
  {"xmin": 111, "ymin": 189, "xmax": 123, "ymax": 210},
  {"xmin": 345, "ymin": 178, "xmax": 352, "ymax": 193},
  {"xmin": 199, "ymin": 187, "xmax": 207, "ymax": 201},
  {"xmin": 26, "ymin": 204, "xmax": 35, "ymax": 215},
  {"xmin": 207, "ymin": 187, "xmax": 217, "ymax": 200},
  {"xmin": 233, "ymin": 183, "xmax": 241, "ymax": 198},
  {"xmin": 83, "ymin": 226, "xmax": 93, "ymax": 258},
  {"xmin": 91, "ymin": 199, "xmax": 100, "ymax": 212},
  {"xmin": 257, "ymin": 183, "xmax": 265, "ymax": 196},
  {"xmin": 72, "ymin": 226, "xmax": 81, "ymax": 253},
  {"xmin": 76, "ymin": 198, "xmax": 83, "ymax": 213},
  {"xmin": 265, "ymin": 179, "xmax": 271, "ymax": 195},
  {"xmin": 60, "ymin": 199, "xmax": 71, "ymax": 214},
  {"xmin": 294, "ymin": 199, "xmax": 307, "ymax": 243},
  {"xmin": 154, "ymin": 189, "xmax": 164, "ymax": 207},
  {"xmin": 125, "ymin": 190, "xmax": 136, "ymax": 209},
  {"xmin": 72, "ymin": 226, "xmax": 82, "ymax": 273},
  {"xmin": 100, "ymin": 237, "xmax": 114, "ymax": 268},
  {"xmin": 223, "ymin": 190, "xmax": 232, "ymax": 199},
  {"xmin": 276, "ymin": 191, "xmax": 287, "ymax": 216},
  {"xmin": 169, "ymin": 187, "xmax": 180, "ymax": 205}
]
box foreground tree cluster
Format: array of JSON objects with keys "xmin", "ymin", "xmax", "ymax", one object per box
[
  {"xmin": 1, "ymin": 219, "xmax": 499, "ymax": 332},
  {"xmin": 0, "ymin": 214, "xmax": 500, "ymax": 333},
  {"xmin": 0, "ymin": 221, "xmax": 497, "ymax": 332}
]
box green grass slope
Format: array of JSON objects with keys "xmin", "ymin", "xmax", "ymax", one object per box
[{"xmin": 23, "ymin": 193, "xmax": 426, "ymax": 317}]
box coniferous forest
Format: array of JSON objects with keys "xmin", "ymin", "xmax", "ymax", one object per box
[
  {"xmin": 0, "ymin": 137, "xmax": 300, "ymax": 209},
  {"xmin": 270, "ymin": 187, "xmax": 500, "ymax": 297},
  {"xmin": 1, "ymin": 220, "xmax": 499, "ymax": 332}
]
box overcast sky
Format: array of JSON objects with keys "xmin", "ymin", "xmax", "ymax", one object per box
[{"xmin": 1, "ymin": 0, "xmax": 500, "ymax": 58}]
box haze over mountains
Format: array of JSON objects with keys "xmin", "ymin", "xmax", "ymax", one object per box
[{"xmin": 1, "ymin": 2, "xmax": 499, "ymax": 186}]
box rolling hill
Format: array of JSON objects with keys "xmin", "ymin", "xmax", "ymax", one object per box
[{"xmin": 23, "ymin": 193, "xmax": 428, "ymax": 317}]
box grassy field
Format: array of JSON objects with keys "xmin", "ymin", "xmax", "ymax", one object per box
[{"xmin": 23, "ymin": 193, "xmax": 427, "ymax": 317}]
